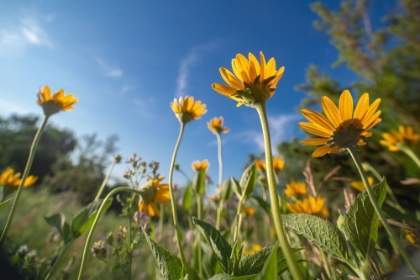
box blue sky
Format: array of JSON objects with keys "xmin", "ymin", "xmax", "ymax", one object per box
[{"xmin": 0, "ymin": 0, "xmax": 395, "ymax": 194}]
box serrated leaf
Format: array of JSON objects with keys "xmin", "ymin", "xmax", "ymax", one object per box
[
  {"xmin": 193, "ymin": 169, "xmax": 207, "ymax": 195},
  {"xmin": 183, "ymin": 185, "xmax": 193, "ymax": 210},
  {"xmin": 45, "ymin": 213, "xmax": 71, "ymax": 243},
  {"xmin": 70, "ymin": 198, "xmax": 112, "ymax": 238},
  {"xmin": 193, "ymin": 217, "xmax": 232, "ymax": 273},
  {"xmin": 240, "ymin": 163, "xmax": 257, "ymax": 197},
  {"xmin": 141, "ymin": 229, "xmax": 183, "ymax": 280},
  {"xmin": 258, "ymin": 244, "xmax": 277, "ymax": 280},
  {"xmin": 231, "ymin": 177, "xmax": 242, "ymax": 196},
  {"xmin": 209, "ymin": 274, "xmax": 258, "ymax": 280},
  {"xmin": 0, "ymin": 198, "xmax": 12, "ymax": 212},
  {"xmin": 282, "ymin": 214, "xmax": 349, "ymax": 262},
  {"xmin": 341, "ymin": 177, "xmax": 387, "ymax": 261},
  {"xmin": 249, "ymin": 196, "xmax": 271, "ymax": 217}
]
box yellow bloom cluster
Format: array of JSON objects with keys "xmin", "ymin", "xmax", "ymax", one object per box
[
  {"xmin": 287, "ymin": 196, "xmax": 329, "ymax": 218},
  {"xmin": 284, "ymin": 181, "xmax": 308, "ymax": 198},
  {"xmin": 191, "ymin": 160, "xmax": 209, "ymax": 172},
  {"xmin": 208, "ymin": 117, "xmax": 229, "ymax": 135},
  {"xmin": 380, "ymin": 125, "xmax": 420, "ymax": 152},
  {"xmin": 0, "ymin": 168, "xmax": 37, "ymax": 188},
  {"xmin": 349, "ymin": 176, "xmax": 374, "ymax": 192},
  {"xmin": 242, "ymin": 205, "xmax": 255, "ymax": 216},
  {"xmin": 255, "ymin": 157, "xmax": 285, "ymax": 174},
  {"xmin": 138, "ymin": 177, "xmax": 170, "ymax": 217}
]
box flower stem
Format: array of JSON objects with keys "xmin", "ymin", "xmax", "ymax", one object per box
[
  {"xmin": 399, "ymin": 145, "xmax": 420, "ymax": 170},
  {"xmin": 77, "ymin": 186, "xmax": 143, "ymax": 280},
  {"xmin": 94, "ymin": 158, "xmax": 117, "ymax": 201},
  {"xmin": 215, "ymin": 132, "xmax": 224, "ymax": 230},
  {"xmin": 233, "ymin": 194, "xmax": 245, "ymax": 243},
  {"xmin": 0, "ymin": 116, "xmax": 49, "ymax": 246},
  {"xmin": 255, "ymin": 103, "xmax": 304, "ymax": 280},
  {"xmin": 168, "ymin": 123, "xmax": 190, "ymax": 278},
  {"xmin": 45, "ymin": 241, "xmax": 73, "ymax": 280},
  {"xmin": 196, "ymin": 193, "xmax": 203, "ymax": 279},
  {"xmin": 347, "ymin": 146, "xmax": 420, "ymax": 278}
]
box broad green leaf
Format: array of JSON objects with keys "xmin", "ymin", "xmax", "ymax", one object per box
[
  {"xmin": 340, "ymin": 178, "xmax": 387, "ymax": 261},
  {"xmin": 183, "ymin": 185, "xmax": 193, "ymax": 210},
  {"xmin": 141, "ymin": 228, "xmax": 183, "ymax": 280},
  {"xmin": 0, "ymin": 198, "xmax": 12, "ymax": 212},
  {"xmin": 45, "ymin": 213, "xmax": 71, "ymax": 243},
  {"xmin": 193, "ymin": 169, "xmax": 207, "ymax": 195},
  {"xmin": 231, "ymin": 177, "xmax": 242, "ymax": 196},
  {"xmin": 193, "ymin": 217, "xmax": 232, "ymax": 273},
  {"xmin": 209, "ymin": 274, "xmax": 258, "ymax": 280},
  {"xmin": 70, "ymin": 198, "xmax": 112, "ymax": 238},
  {"xmin": 240, "ymin": 163, "xmax": 257, "ymax": 197},
  {"xmin": 258, "ymin": 244, "xmax": 277, "ymax": 280},
  {"xmin": 282, "ymin": 214, "xmax": 349, "ymax": 262},
  {"xmin": 249, "ymin": 196, "xmax": 271, "ymax": 217}
]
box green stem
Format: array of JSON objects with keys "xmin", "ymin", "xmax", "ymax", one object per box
[
  {"xmin": 319, "ymin": 249, "xmax": 332, "ymax": 279},
  {"xmin": 399, "ymin": 145, "xmax": 420, "ymax": 170},
  {"xmin": 77, "ymin": 187, "xmax": 142, "ymax": 280},
  {"xmin": 255, "ymin": 103, "xmax": 304, "ymax": 280},
  {"xmin": 233, "ymin": 194, "xmax": 246, "ymax": 243},
  {"xmin": 168, "ymin": 123, "xmax": 190, "ymax": 279},
  {"xmin": 347, "ymin": 146, "xmax": 420, "ymax": 278},
  {"xmin": 45, "ymin": 241, "xmax": 73, "ymax": 280},
  {"xmin": 196, "ymin": 193, "xmax": 203, "ymax": 279},
  {"xmin": 215, "ymin": 132, "xmax": 224, "ymax": 230},
  {"xmin": 94, "ymin": 158, "xmax": 117, "ymax": 201},
  {"xmin": 0, "ymin": 116, "xmax": 49, "ymax": 246}
]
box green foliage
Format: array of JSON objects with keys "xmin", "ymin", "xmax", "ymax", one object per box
[
  {"xmin": 141, "ymin": 228, "xmax": 183, "ymax": 280},
  {"xmin": 193, "ymin": 168, "xmax": 207, "ymax": 195},
  {"xmin": 182, "ymin": 185, "xmax": 193, "ymax": 211},
  {"xmin": 257, "ymin": 244, "xmax": 277, "ymax": 280},
  {"xmin": 0, "ymin": 198, "xmax": 12, "ymax": 212},
  {"xmin": 240, "ymin": 162, "xmax": 257, "ymax": 197},
  {"xmin": 340, "ymin": 177, "xmax": 387, "ymax": 261},
  {"xmin": 209, "ymin": 274, "xmax": 258, "ymax": 280},
  {"xmin": 249, "ymin": 196, "xmax": 271, "ymax": 217},
  {"xmin": 282, "ymin": 214, "xmax": 349, "ymax": 263},
  {"xmin": 193, "ymin": 217, "xmax": 232, "ymax": 273}
]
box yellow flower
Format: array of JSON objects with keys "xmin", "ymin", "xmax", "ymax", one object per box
[
  {"xmin": 287, "ymin": 196, "xmax": 329, "ymax": 218},
  {"xmin": 207, "ymin": 194, "xmax": 220, "ymax": 203},
  {"xmin": 299, "ymin": 90, "xmax": 381, "ymax": 157},
  {"xmin": 255, "ymin": 159, "xmax": 266, "ymax": 171},
  {"xmin": 171, "ymin": 96, "xmax": 207, "ymax": 124},
  {"xmin": 0, "ymin": 168, "xmax": 37, "ymax": 188},
  {"xmin": 272, "ymin": 157, "xmax": 285, "ymax": 173},
  {"xmin": 350, "ymin": 176, "xmax": 374, "ymax": 192},
  {"xmin": 138, "ymin": 177, "xmax": 170, "ymax": 217},
  {"xmin": 37, "ymin": 85, "xmax": 79, "ymax": 116},
  {"xmin": 243, "ymin": 244, "xmax": 262, "ymax": 255},
  {"xmin": 191, "ymin": 160, "xmax": 209, "ymax": 172},
  {"xmin": 242, "ymin": 205, "xmax": 255, "ymax": 216},
  {"xmin": 284, "ymin": 181, "xmax": 308, "ymax": 198},
  {"xmin": 405, "ymin": 228, "xmax": 419, "ymax": 248},
  {"xmin": 207, "ymin": 117, "xmax": 229, "ymax": 134},
  {"xmin": 212, "ymin": 51, "xmax": 285, "ymax": 107},
  {"xmin": 380, "ymin": 125, "xmax": 420, "ymax": 152}
]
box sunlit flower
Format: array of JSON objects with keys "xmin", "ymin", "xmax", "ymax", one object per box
[
  {"xmin": 207, "ymin": 117, "xmax": 229, "ymax": 134},
  {"xmin": 350, "ymin": 176, "xmax": 374, "ymax": 192},
  {"xmin": 243, "ymin": 244, "xmax": 262, "ymax": 255},
  {"xmin": 191, "ymin": 160, "xmax": 209, "ymax": 172},
  {"xmin": 171, "ymin": 96, "xmax": 207, "ymax": 124},
  {"xmin": 242, "ymin": 205, "xmax": 255, "ymax": 216},
  {"xmin": 284, "ymin": 181, "xmax": 308, "ymax": 198},
  {"xmin": 0, "ymin": 168, "xmax": 37, "ymax": 188},
  {"xmin": 287, "ymin": 196, "xmax": 329, "ymax": 218},
  {"xmin": 212, "ymin": 51, "xmax": 285, "ymax": 107},
  {"xmin": 299, "ymin": 90, "xmax": 381, "ymax": 157},
  {"xmin": 138, "ymin": 177, "xmax": 170, "ymax": 217},
  {"xmin": 37, "ymin": 85, "xmax": 79, "ymax": 116},
  {"xmin": 207, "ymin": 194, "xmax": 220, "ymax": 203},
  {"xmin": 380, "ymin": 125, "xmax": 420, "ymax": 152},
  {"xmin": 272, "ymin": 157, "xmax": 285, "ymax": 173},
  {"xmin": 255, "ymin": 159, "xmax": 266, "ymax": 171}
]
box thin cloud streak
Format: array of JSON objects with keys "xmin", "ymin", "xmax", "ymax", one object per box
[
  {"xmin": 94, "ymin": 56, "xmax": 124, "ymax": 78},
  {"xmin": 175, "ymin": 41, "xmax": 222, "ymax": 97}
]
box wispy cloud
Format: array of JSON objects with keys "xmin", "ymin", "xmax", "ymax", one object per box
[
  {"xmin": 176, "ymin": 41, "xmax": 222, "ymax": 97},
  {"xmin": 94, "ymin": 56, "xmax": 124, "ymax": 78},
  {"xmin": 0, "ymin": 10, "xmax": 53, "ymax": 57},
  {"xmin": 236, "ymin": 113, "xmax": 302, "ymax": 152}
]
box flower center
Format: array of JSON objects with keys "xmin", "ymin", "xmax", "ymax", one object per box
[{"xmin": 331, "ymin": 121, "xmax": 364, "ymax": 149}]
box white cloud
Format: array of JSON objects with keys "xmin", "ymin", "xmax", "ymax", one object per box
[
  {"xmin": 94, "ymin": 56, "xmax": 124, "ymax": 78},
  {"xmin": 176, "ymin": 41, "xmax": 221, "ymax": 97}
]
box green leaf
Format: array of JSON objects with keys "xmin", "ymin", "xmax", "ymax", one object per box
[
  {"xmin": 193, "ymin": 169, "xmax": 207, "ymax": 195},
  {"xmin": 258, "ymin": 244, "xmax": 277, "ymax": 280},
  {"xmin": 141, "ymin": 228, "xmax": 183, "ymax": 280},
  {"xmin": 240, "ymin": 163, "xmax": 257, "ymax": 197},
  {"xmin": 0, "ymin": 198, "xmax": 12, "ymax": 212},
  {"xmin": 44, "ymin": 213, "xmax": 71, "ymax": 243},
  {"xmin": 221, "ymin": 178, "xmax": 233, "ymax": 201},
  {"xmin": 193, "ymin": 217, "xmax": 232, "ymax": 273},
  {"xmin": 183, "ymin": 185, "xmax": 193, "ymax": 210},
  {"xmin": 282, "ymin": 214, "xmax": 349, "ymax": 262},
  {"xmin": 209, "ymin": 274, "xmax": 258, "ymax": 280},
  {"xmin": 340, "ymin": 177, "xmax": 387, "ymax": 261},
  {"xmin": 70, "ymin": 198, "xmax": 112, "ymax": 238},
  {"xmin": 249, "ymin": 196, "xmax": 271, "ymax": 217},
  {"xmin": 231, "ymin": 177, "xmax": 242, "ymax": 197}
]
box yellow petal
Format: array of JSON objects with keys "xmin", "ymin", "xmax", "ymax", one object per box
[
  {"xmin": 299, "ymin": 122, "xmax": 333, "ymax": 137},
  {"xmin": 353, "ymin": 93, "xmax": 369, "ymax": 121},
  {"xmin": 259, "ymin": 51, "xmax": 266, "ymax": 82},
  {"xmin": 212, "ymin": 83, "xmax": 237, "ymax": 97},
  {"xmin": 321, "ymin": 96, "xmax": 342, "ymax": 128},
  {"xmin": 301, "ymin": 109, "xmax": 335, "ymax": 132},
  {"xmin": 312, "ymin": 146, "xmax": 334, "ymax": 157},
  {"xmin": 361, "ymin": 98, "xmax": 381, "ymax": 127},
  {"xmin": 220, "ymin": 68, "xmax": 243, "ymax": 89},
  {"xmin": 339, "ymin": 90, "xmax": 353, "ymax": 121},
  {"xmin": 300, "ymin": 138, "xmax": 330, "ymax": 146}
]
